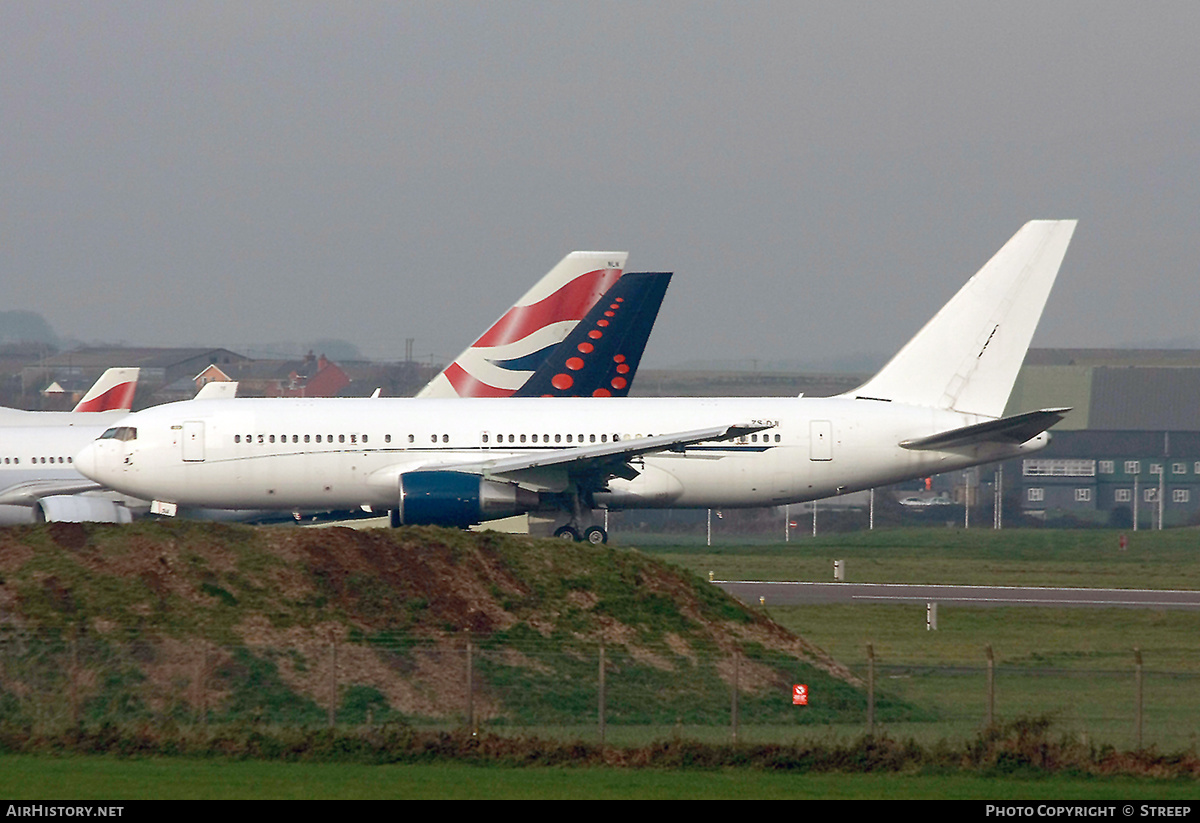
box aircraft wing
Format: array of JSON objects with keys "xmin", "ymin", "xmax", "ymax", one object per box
[
  {"xmin": 0, "ymin": 479, "xmax": 107, "ymax": 506},
  {"xmin": 483, "ymin": 423, "xmax": 770, "ymax": 492},
  {"xmin": 899, "ymin": 408, "xmax": 1070, "ymax": 451},
  {"xmin": 381, "ymin": 422, "xmax": 773, "ymax": 493}
]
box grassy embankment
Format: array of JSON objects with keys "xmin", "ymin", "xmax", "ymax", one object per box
[{"xmin": 635, "ymin": 527, "xmax": 1200, "ymax": 749}]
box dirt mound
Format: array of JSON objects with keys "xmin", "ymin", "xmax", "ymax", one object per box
[{"xmin": 0, "ymin": 521, "xmax": 874, "ymax": 726}]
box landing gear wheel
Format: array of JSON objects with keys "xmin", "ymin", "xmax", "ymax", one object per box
[
  {"xmin": 554, "ymin": 525, "xmax": 581, "ymax": 541},
  {"xmin": 584, "ymin": 526, "xmax": 608, "ymax": 545}
]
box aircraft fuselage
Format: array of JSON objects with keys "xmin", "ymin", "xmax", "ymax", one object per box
[{"xmin": 76, "ymin": 396, "xmax": 1047, "ymax": 513}]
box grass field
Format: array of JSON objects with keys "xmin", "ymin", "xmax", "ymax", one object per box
[
  {"xmin": 5, "ymin": 526, "xmax": 1200, "ymax": 798},
  {"xmin": 2, "ymin": 754, "xmax": 1198, "ymax": 800},
  {"xmin": 626, "ymin": 527, "xmax": 1200, "ymax": 751}
]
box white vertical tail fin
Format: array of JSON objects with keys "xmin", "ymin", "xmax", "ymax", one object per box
[
  {"xmin": 417, "ymin": 251, "xmax": 628, "ymax": 398},
  {"xmin": 842, "ymin": 220, "xmax": 1077, "ymax": 418}
]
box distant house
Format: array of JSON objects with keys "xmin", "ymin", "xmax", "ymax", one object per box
[
  {"xmin": 200, "ymin": 352, "xmax": 351, "ymax": 398},
  {"xmin": 280, "ymin": 352, "xmax": 350, "ymax": 398},
  {"xmin": 23, "ymin": 347, "xmax": 251, "ymax": 408},
  {"xmin": 40, "ymin": 377, "xmax": 92, "ymax": 409},
  {"xmin": 192, "ymin": 364, "xmax": 235, "ymax": 394}
]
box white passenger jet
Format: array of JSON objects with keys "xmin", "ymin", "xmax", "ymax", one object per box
[
  {"xmin": 0, "ymin": 252, "xmax": 633, "ymax": 526},
  {"xmin": 0, "ymin": 368, "xmax": 141, "ymax": 523},
  {"xmin": 0, "ymin": 367, "xmax": 139, "ymax": 425},
  {"xmin": 77, "ymin": 221, "xmax": 1077, "ymax": 543}
]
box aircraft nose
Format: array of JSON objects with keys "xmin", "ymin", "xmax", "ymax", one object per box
[{"xmin": 75, "ymin": 441, "xmax": 100, "ymax": 481}]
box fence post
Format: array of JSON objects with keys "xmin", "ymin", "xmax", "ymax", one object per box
[
  {"xmin": 200, "ymin": 644, "xmax": 208, "ymax": 735},
  {"xmin": 1134, "ymin": 647, "xmax": 1143, "ymax": 750},
  {"xmin": 328, "ymin": 639, "xmax": 337, "ymax": 728},
  {"xmin": 598, "ymin": 642, "xmax": 606, "ymax": 746},
  {"xmin": 69, "ymin": 635, "xmax": 78, "ymax": 725},
  {"xmin": 867, "ymin": 643, "xmax": 875, "ymax": 737},
  {"xmin": 466, "ymin": 633, "xmax": 474, "ymax": 734},
  {"xmin": 731, "ymin": 652, "xmax": 739, "ymax": 744},
  {"xmin": 985, "ymin": 644, "xmax": 995, "ymax": 728}
]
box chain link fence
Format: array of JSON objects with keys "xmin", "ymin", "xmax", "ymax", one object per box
[{"xmin": 2, "ymin": 626, "xmax": 1194, "ymax": 750}]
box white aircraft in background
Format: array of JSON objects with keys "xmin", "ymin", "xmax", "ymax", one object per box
[
  {"xmin": 0, "ymin": 367, "xmax": 139, "ymax": 426},
  {"xmin": 0, "ymin": 368, "xmax": 140, "ymax": 522},
  {"xmin": 0, "ymin": 376, "xmax": 242, "ymax": 523},
  {"xmin": 78, "ymin": 220, "xmax": 1078, "ymax": 543},
  {"xmin": 0, "ymin": 252, "xmax": 638, "ymax": 525}
]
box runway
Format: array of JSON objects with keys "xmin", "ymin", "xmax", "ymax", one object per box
[{"xmin": 715, "ymin": 580, "xmax": 1200, "ymax": 610}]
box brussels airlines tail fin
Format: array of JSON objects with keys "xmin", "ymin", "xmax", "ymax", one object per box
[
  {"xmin": 418, "ymin": 251, "xmax": 628, "ymax": 398},
  {"xmin": 72, "ymin": 368, "xmax": 140, "ymax": 412},
  {"xmin": 516, "ymin": 272, "xmax": 671, "ymax": 397},
  {"xmin": 842, "ymin": 220, "xmax": 1077, "ymax": 418}
]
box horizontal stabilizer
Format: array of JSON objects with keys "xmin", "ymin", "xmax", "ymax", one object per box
[{"xmin": 900, "ymin": 408, "xmax": 1070, "ymax": 451}]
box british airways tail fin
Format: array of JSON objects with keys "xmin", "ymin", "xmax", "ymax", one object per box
[
  {"xmin": 418, "ymin": 251, "xmax": 628, "ymax": 398},
  {"xmin": 73, "ymin": 368, "xmax": 140, "ymax": 412},
  {"xmin": 516, "ymin": 272, "xmax": 671, "ymax": 397},
  {"xmin": 841, "ymin": 220, "xmax": 1077, "ymax": 418}
]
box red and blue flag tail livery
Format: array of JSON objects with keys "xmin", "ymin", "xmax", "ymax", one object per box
[
  {"xmin": 515, "ymin": 272, "xmax": 671, "ymax": 398},
  {"xmin": 72, "ymin": 368, "xmax": 140, "ymax": 412},
  {"xmin": 417, "ymin": 251, "xmax": 627, "ymax": 398}
]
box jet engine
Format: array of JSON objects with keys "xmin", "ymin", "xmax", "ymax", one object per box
[
  {"xmin": 36, "ymin": 495, "xmax": 134, "ymax": 523},
  {"xmin": 391, "ymin": 471, "xmax": 539, "ymax": 528}
]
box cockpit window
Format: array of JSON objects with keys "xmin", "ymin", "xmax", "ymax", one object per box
[{"xmin": 99, "ymin": 426, "xmax": 137, "ymax": 442}]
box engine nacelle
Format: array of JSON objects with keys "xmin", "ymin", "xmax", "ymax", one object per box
[
  {"xmin": 37, "ymin": 495, "xmax": 134, "ymax": 523},
  {"xmin": 394, "ymin": 471, "xmax": 539, "ymax": 528}
]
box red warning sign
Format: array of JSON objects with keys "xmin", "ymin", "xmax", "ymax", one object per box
[{"xmin": 792, "ymin": 684, "xmax": 808, "ymax": 706}]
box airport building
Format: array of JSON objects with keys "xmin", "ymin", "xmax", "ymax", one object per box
[{"xmin": 998, "ymin": 349, "xmax": 1200, "ymax": 526}]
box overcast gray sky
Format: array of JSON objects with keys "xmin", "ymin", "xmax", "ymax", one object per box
[{"xmin": 3, "ymin": 2, "xmax": 1198, "ymax": 369}]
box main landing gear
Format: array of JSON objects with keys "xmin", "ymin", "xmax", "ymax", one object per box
[
  {"xmin": 554, "ymin": 524, "xmax": 608, "ymax": 544},
  {"xmin": 553, "ymin": 483, "xmax": 608, "ymax": 544}
]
